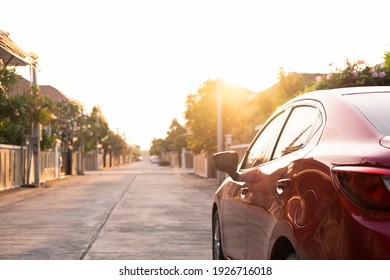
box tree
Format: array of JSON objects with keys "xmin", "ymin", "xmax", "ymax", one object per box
[
  {"xmin": 130, "ymin": 144, "xmax": 141, "ymax": 160},
  {"xmin": 164, "ymin": 118, "xmax": 187, "ymax": 153},
  {"xmin": 0, "ymin": 66, "xmax": 22, "ymax": 144},
  {"xmin": 276, "ymin": 68, "xmax": 305, "ymax": 102},
  {"xmin": 247, "ymin": 86, "xmax": 277, "ymax": 131},
  {"xmin": 184, "ymin": 79, "xmax": 253, "ymax": 154},
  {"xmin": 149, "ymin": 137, "xmax": 163, "ymax": 156},
  {"xmin": 383, "ymin": 51, "xmax": 390, "ymax": 70},
  {"xmin": 0, "ymin": 66, "xmax": 17, "ymax": 96},
  {"xmin": 83, "ymin": 106, "xmax": 109, "ymax": 152},
  {"xmin": 150, "ymin": 118, "xmax": 188, "ymax": 166},
  {"xmin": 0, "ymin": 85, "xmax": 53, "ymax": 147},
  {"xmin": 51, "ymin": 99, "xmax": 83, "ymax": 152},
  {"xmin": 105, "ymin": 130, "xmax": 129, "ymax": 157}
]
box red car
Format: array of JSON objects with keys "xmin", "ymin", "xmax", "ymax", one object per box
[{"xmin": 212, "ymin": 86, "xmax": 390, "ymax": 259}]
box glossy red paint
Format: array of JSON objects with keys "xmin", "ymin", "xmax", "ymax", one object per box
[{"xmin": 212, "ymin": 86, "xmax": 390, "ymax": 260}]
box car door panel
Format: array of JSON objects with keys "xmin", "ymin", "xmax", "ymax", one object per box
[
  {"xmin": 246, "ymin": 153, "xmax": 304, "ymax": 259},
  {"xmin": 244, "ymin": 105, "xmax": 323, "ymax": 259},
  {"xmin": 220, "ymin": 169, "xmax": 257, "ymax": 259}
]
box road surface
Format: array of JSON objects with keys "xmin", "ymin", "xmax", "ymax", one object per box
[{"xmin": 0, "ymin": 159, "xmax": 217, "ymax": 260}]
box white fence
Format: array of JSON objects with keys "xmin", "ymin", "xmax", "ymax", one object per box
[
  {"xmin": 0, "ymin": 145, "xmax": 23, "ymax": 190},
  {"xmin": 0, "ymin": 143, "xmax": 135, "ymax": 192},
  {"xmin": 193, "ymin": 153, "xmax": 214, "ymax": 178},
  {"xmin": 0, "ymin": 144, "xmax": 62, "ymax": 191}
]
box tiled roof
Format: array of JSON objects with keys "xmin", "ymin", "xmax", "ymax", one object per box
[
  {"xmin": 8, "ymin": 75, "xmax": 68, "ymax": 102},
  {"xmin": 39, "ymin": 85, "xmax": 68, "ymax": 102}
]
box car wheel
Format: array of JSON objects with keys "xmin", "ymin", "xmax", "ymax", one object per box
[
  {"xmin": 213, "ymin": 211, "xmax": 224, "ymax": 260},
  {"xmin": 286, "ymin": 253, "xmax": 300, "ymax": 260}
]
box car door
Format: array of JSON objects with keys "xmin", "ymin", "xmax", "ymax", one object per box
[
  {"xmin": 244, "ymin": 105, "xmax": 323, "ymax": 259},
  {"xmin": 221, "ymin": 111, "xmax": 287, "ymax": 259}
]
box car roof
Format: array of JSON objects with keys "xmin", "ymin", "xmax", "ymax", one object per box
[
  {"xmin": 300, "ymin": 86, "xmax": 390, "ymax": 99},
  {"xmin": 265, "ymin": 86, "xmax": 390, "ymax": 136},
  {"xmin": 279, "ymin": 86, "xmax": 390, "ymax": 109}
]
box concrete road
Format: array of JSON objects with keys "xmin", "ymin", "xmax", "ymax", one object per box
[{"xmin": 0, "ymin": 159, "xmax": 218, "ymax": 260}]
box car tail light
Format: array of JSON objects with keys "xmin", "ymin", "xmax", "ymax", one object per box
[{"xmin": 333, "ymin": 166, "xmax": 390, "ymax": 210}]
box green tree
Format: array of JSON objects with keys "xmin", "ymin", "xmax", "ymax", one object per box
[
  {"xmin": 164, "ymin": 118, "xmax": 187, "ymax": 153},
  {"xmin": 51, "ymin": 99, "xmax": 83, "ymax": 152},
  {"xmin": 0, "ymin": 66, "xmax": 21, "ymax": 144},
  {"xmin": 1, "ymin": 62, "xmax": 56, "ymax": 148},
  {"xmin": 33, "ymin": 94, "xmax": 55, "ymax": 150},
  {"xmin": 247, "ymin": 86, "xmax": 277, "ymax": 131},
  {"xmin": 152, "ymin": 118, "xmax": 188, "ymax": 166},
  {"xmin": 276, "ymin": 68, "xmax": 305, "ymax": 102},
  {"xmin": 384, "ymin": 51, "xmax": 390, "ymax": 69},
  {"xmin": 0, "ymin": 88, "xmax": 53, "ymax": 147},
  {"xmin": 130, "ymin": 144, "xmax": 141, "ymax": 160},
  {"xmin": 105, "ymin": 130, "xmax": 129, "ymax": 157},
  {"xmin": 184, "ymin": 79, "xmax": 253, "ymax": 154},
  {"xmin": 83, "ymin": 106, "xmax": 109, "ymax": 152},
  {"xmin": 149, "ymin": 137, "xmax": 163, "ymax": 156},
  {"xmin": 0, "ymin": 66, "xmax": 17, "ymax": 96},
  {"xmin": 0, "ymin": 94, "xmax": 28, "ymax": 144}
]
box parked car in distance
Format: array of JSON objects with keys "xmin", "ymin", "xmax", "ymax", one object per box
[
  {"xmin": 212, "ymin": 86, "xmax": 390, "ymax": 260},
  {"xmin": 150, "ymin": 155, "xmax": 160, "ymax": 164},
  {"xmin": 136, "ymin": 156, "xmax": 143, "ymax": 161}
]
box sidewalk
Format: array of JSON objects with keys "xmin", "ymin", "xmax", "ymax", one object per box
[
  {"xmin": 175, "ymin": 171, "xmax": 219, "ymax": 198},
  {"xmin": 0, "ymin": 175, "xmax": 84, "ymax": 208}
]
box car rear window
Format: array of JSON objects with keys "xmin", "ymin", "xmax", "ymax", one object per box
[{"xmin": 345, "ymin": 92, "xmax": 390, "ymax": 136}]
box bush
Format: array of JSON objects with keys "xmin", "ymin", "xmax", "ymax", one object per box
[{"xmin": 315, "ymin": 56, "xmax": 390, "ymax": 90}]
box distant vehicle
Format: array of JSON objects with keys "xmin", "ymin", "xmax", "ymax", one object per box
[
  {"xmin": 136, "ymin": 156, "xmax": 143, "ymax": 161},
  {"xmin": 212, "ymin": 86, "xmax": 390, "ymax": 260},
  {"xmin": 150, "ymin": 155, "xmax": 160, "ymax": 164}
]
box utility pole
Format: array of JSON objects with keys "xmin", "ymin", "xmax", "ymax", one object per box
[
  {"xmin": 30, "ymin": 53, "xmax": 40, "ymax": 187},
  {"xmin": 79, "ymin": 110, "xmax": 85, "ymax": 175},
  {"xmin": 216, "ymin": 79, "xmax": 224, "ymax": 186}
]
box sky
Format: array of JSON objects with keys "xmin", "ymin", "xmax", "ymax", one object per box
[{"xmin": 1, "ymin": 0, "xmax": 390, "ymax": 150}]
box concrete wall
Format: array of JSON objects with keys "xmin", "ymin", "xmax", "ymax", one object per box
[{"xmin": 85, "ymin": 151, "xmax": 104, "ymax": 170}]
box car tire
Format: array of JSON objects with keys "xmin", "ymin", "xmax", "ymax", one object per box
[
  {"xmin": 286, "ymin": 253, "xmax": 300, "ymax": 260},
  {"xmin": 213, "ymin": 211, "xmax": 224, "ymax": 260}
]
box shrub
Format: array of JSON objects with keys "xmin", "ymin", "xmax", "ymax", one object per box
[{"xmin": 315, "ymin": 56, "xmax": 390, "ymax": 90}]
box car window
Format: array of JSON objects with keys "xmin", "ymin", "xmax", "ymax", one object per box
[
  {"xmin": 272, "ymin": 106, "xmax": 321, "ymax": 160},
  {"xmin": 345, "ymin": 92, "xmax": 390, "ymax": 136},
  {"xmin": 243, "ymin": 112, "xmax": 286, "ymax": 169}
]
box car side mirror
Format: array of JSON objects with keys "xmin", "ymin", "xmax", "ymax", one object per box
[{"xmin": 212, "ymin": 151, "xmax": 239, "ymax": 180}]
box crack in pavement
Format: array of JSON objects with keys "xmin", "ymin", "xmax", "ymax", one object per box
[{"xmin": 79, "ymin": 175, "xmax": 137, "ymax": 260}]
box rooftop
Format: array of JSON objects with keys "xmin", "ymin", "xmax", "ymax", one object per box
[
  {"xmin": 8, "ymin": 75, "xmax": 68, "ymax": 102},
  {"xmin": 0, "ymin": 30, "xmax": 30, "ymax": 66}
]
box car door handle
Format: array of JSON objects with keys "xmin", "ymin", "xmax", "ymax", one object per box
[
  {"xmin": 276, "ymin": 179, "xmax": 291, "ymax": 194},
  {"xmin": 239, "ymin": 187, "xmax": 249, "ymax": 199}
]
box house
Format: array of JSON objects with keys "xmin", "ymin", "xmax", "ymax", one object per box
[{"xmin": 8, "ymin": 75, "xmax": 68, "ymax": 102}]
